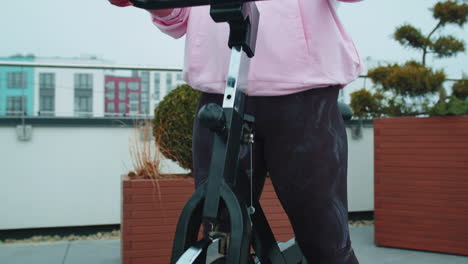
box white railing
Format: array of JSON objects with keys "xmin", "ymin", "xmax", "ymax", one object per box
[
  {"xmin": 2, "ymin": 61, "xmax": 464, "ymax": 119},
  {"xmin": 0, "ymin": 61, "xmax": 182, "ymax": 71}
]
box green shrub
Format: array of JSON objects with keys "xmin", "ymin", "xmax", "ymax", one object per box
[
  {"xmin": 350, "ymin": 89, "xmax": 384, "ymax": 118},
  {"xmin": 153, "ymin": 84, "xmax": 201, "ymax": 171},
  {"xmin": 429, "ymin": 96, "xmax": 468, "ymax": 116},
  {"xmin": 452, "ymin": 79, "xmax": 468, "ymax": 100}
]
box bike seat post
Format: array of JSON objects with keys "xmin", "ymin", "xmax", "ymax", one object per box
[{"xmin": 202, "ymin": 1, "xmax": 259, "ymax": 224}]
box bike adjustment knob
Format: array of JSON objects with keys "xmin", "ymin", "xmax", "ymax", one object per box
[{"xmin": 198, "ymin": 103, "xmax": 226, "ymax": 135}]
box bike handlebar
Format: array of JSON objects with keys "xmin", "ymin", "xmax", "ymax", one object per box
[{"xmin": 129, "ymin": 0, "xmax": 260, "ymax": 10}]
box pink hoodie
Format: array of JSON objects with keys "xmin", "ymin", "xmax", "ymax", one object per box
[{"xmin": 150, "ymin": 0, "xmax": 363, "ymax": 96}]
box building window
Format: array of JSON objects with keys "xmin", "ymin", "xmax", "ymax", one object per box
[
  {"xmin": 7, "ymin": 72, "xmax": 27, "ymax": 89},
  {"xmin": 74, "ymin": 73, "xmax": 93, "ymax": 117},
  {"xmin": 154, "ymin": 72, "xmax": 161, "ymax": 100},
  {"xmin": 39, "ymin": 73, "xmax": 55, "ymax": 89},
  {"xmin": 119, "ymin": 82, "xmax": 126, "ymax": 100},
  {"xmin": 119, "ymin": 103, "xmax": 126, "ymax": 115},
  {"xmin": 107, "ymin": 102, "xmax": 115, "ymax": 114},
  {"xmin": 106, "ymin": 81, "xmax": 115, "ymax": 100},
  {"xmin": 141, "ymin": 102, "xmax": 148, "ymax": 114},
  {"xmin": 39, "ymin": 73, "xmax": 55, "ymax": 116},
  {"xmin": 130, "ymin": 103, "xmax": 138, "ymax": 113},
  {"xmin": 129, "ymin": 93, "xmax": 139, "ymax": 102},
  {"xmin": 140, "ymin": 72, "xmax": 150, "ymax": 114},
  {"xmin": 128, "ymin": 91, "xmax": 139, "ymax": 115},
  {"xmin": 74, "ymin": 96, "xmax": 92, "ymax": 116},
  {"xmin": 40, "ymin": 96, "xmax": 54, "ymax": 116},
  {"xmin": 141, "ymin": 72, "xmax": 149, "ymax": 92},
  {"xmin": 128, "ymin": 82, "xmax": 139, "ymax": 91},
  {"xmin": 176, "ymin": 72, "xmax": 183, "ymax": 81},
  {"xmin": 7, "ymin": 96, "xmax": 26, "ymax": 116},
  {"xmin": 74, "ymin": 73, "xmax": 93, "ymax": 89},
  {"xmin": 166, "ymin": 72, "xmax": 173, "ymax": 91}
]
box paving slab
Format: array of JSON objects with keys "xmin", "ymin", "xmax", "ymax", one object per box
[
  {"xmin": 350, "ymin": 226, "xmax": 468, "ymax": 264},
  {"xmin": 1, "ymin": 226, "xmax": 467, "ymax": 264},
  {"xmin": 0, "ymin": 241, "xmax": 68, "ymax": 264},
  {"xmin": 64, "ymin": 240, "xmax": 120, "ymax": 264}
]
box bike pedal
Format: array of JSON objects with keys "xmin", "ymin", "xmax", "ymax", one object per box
[{"xmin": 207, "ymin": 232, "xmax": 230, "ymax": 256}]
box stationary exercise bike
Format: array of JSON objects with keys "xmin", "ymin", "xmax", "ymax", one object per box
[{"xmin": 130, "ymin": 0, "xmax": 306, "ymax": 263}]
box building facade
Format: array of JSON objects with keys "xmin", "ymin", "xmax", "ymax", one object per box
[
  {"xmin": 104, "ymin": 76, "xmax": 141, "ymax": 117},
  {"xmin": 0, "ymin": 56, "xmax": 185, "ymax": 118},
  {"xmin": 34, "ymin": 57, "xmax": 107, "ymax": 117}
]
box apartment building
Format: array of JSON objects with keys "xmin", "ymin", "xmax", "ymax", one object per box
[
  {"xmin": 0, "ymin": 56, "xmax": 35, "ymax": 116},
  {"xmin": 33, "ymin": 57, "xmax": 108, "ymax": 117},
  {"xmin": 0, "ymin": 56, "xmax": 185, "ymax": 117}
]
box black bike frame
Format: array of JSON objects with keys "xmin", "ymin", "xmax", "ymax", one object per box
[{"xmin": 129, "ymin": 1, "xmax": 304, "ymax": 263}]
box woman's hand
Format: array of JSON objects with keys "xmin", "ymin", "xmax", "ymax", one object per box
[{"xmin": 108, "ymin": 0, "xmax": 133, "ymax": 7}]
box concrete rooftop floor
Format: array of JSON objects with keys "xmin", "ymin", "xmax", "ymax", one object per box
[{"xmin": 1, "ymin": 225, "xmax": 467, "ymax": 264}]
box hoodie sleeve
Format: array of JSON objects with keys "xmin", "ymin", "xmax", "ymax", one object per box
[{"xmin": 148, "ymin": 8, "xmax": 190, "ymax": 39}]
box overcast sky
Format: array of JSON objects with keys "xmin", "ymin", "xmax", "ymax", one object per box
[{"xmin": 1, "ymin": 0, "xmax": 467, "ymax": 78}]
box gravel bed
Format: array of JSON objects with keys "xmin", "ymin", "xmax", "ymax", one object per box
[
  {"xmin": 1, "ymin": 220, "xmax": 373, "ymax": 244},
  {"xmin": 348, "ymin": 220, "xmax": 374, "ymax": 227}
]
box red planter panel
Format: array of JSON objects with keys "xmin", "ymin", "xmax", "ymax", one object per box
[
  {"xmin": 122, "ymin": 177, "xmax": 294, "ymax": 264},
  {"xmin": 374, "ymin": 116, "xmax": 468, "ymax": 256}
]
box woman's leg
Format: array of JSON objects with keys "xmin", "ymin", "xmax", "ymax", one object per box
[
  {"xmin": 255, "ymin": 86, "xmax": 359, "ymax": 264},
  {"xmin": 192, "ymin": 92, "xmax": 222, "ymax": 188}
]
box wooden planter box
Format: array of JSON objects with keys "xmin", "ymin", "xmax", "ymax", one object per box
[
  {"xmin": 122, "ymin": 176, "xmax": 294, "ymax": 264},
  {"xmin": 374, "ymin": 116, "xmax": 468, "ymax": 256}
]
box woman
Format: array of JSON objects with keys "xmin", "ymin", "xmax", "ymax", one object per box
[{"xmin": 110, "ymin": 0, "xmax": 363, "ymax": 263}]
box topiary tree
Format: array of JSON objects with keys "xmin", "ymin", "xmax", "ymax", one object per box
[
  {"xmin": 369, "ymin": 61, "xmax": 446, "ymax": 97},
  {"xmin": 153, "ymin": 84, "xmax": 201, "ymax": 171},
  {"xmin": 366, "ymin": 0, "xmax": 467, "ymax": 116},
  {"xmin": 367, "ymin": 61, "xmax": 446, "ymax": 115},
  {"xmin": 394, "ymin": 1, "xmax": 467, "ymax": 67}
]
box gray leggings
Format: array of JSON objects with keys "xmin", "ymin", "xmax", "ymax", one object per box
[{"xmin": 192, "ymin": 85, "xmax": 359, "ymax": 264}]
